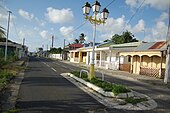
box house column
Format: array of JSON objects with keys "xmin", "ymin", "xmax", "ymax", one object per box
[
  {"xmin": 109, "ymin": 50, "xmax": 112, "ymax": 69},
  {"xmin": 86, "ymin": 52, "xmax": 89, "ymax": 65},
  {"xmin": 130, "ymin": 56, "xmax": 134, "ymax": 73},
  {"xmin": 78, "ymin": 52, "xmax": 81, "ymax": 63},
  {"xmin": 118, "ymin": 55, "xmax": 121, "ymax": 70},
  {"xmin": 73, "ymin": 52, "xmax": 75, "ymax": 62},
  {"xmin": 159, "ymin": 51, "xmax": 163, "ymax": 78},
  {"xmin": 139, "ymin": 56, "xmax": 142, "ymax": 74},
  {"xmin": 99, "ymin": 51, "xmax": 102, "ymax": 67},
  {"xmin": 95, "ymin": 51, "xmax": 97, "ymax": 65}
]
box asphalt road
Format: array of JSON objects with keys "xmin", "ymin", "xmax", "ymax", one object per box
[
  {"xmin": 16, "ymin": 57, "xmax": 170, "ymax": 113},
  {"xmin": 42, "ymin": 58, "xmax": 170, "ymax": 113},
  {"xmin": 16, "ymin": 57, "xmax": 125, "ymax": 113}
]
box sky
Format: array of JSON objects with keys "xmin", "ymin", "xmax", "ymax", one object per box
[{"xmin": 0, "ymin": 0, "xmax": 169, "ymax": 52}]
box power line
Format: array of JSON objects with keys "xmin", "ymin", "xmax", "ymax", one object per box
[
  {"xmin": 63, "ymin": 20, "xmax": 88, "ymax": 37},
  {"xmin": 105, "ymin": 0, "xmax": 116, "ymax": 8},
  {"xmin": 11, "ymin": 19, "xmax": 20, "ymax": 40},
  {"xmin": 120, "ymin": 0, "xmax": 146, "ymax": 34}
]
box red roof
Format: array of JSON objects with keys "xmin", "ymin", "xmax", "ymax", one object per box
[
  {"xmin": 149, "ymin": 41, "xmax": 165, "ymax": 49},
  {"xmin": 69, "ymin": 44, "xmax": 83, "ymax": 48}
]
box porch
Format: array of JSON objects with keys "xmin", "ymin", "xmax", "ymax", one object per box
[{"xmin": 120, "ymin": 51, "xmax": 166, "ymax": 78}]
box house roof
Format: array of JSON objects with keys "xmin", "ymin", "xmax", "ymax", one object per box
[
  {"xmin": 69, "ymin": 44, "xmax": 84, "ymax": 48},
  {"xmin": 111, "ymin": 42, "xmax": 142, "ymax": 48},
  {"xmin": 0, "ymin": 38, "xmax": 22, "ymax": 48},
  {"xmin": 97, "ymin": 41, "xmax": 114, "ymax": 48},
  {"xmin": 134, "ymin": 41, "xmax": 166, "ymax": 52},
  {"xmin": 0, "ymin": 38, "xmax": 12, "ymax": 42},
  {"xmin": 149, "ymin": 41, "xmax": 165, "ymax": 49}
]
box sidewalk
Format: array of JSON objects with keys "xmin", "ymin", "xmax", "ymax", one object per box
[{"xmin": 60, "ymin": 60, "xmax": 170, "ymax": 89}]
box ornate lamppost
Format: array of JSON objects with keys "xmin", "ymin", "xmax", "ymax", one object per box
[{"xmin": 82, "ymin": 1, "xmax": 109, "ymax": 80}]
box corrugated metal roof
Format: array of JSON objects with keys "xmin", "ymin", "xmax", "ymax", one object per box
[
  {"xmin": 134, "ymin": 41, "xmax": 166, "ymax": 51},
  {"xmin": 69, "ymin": 44, "xmax": 84, "ymax": 48},
  {"xmin": 111, "ymin": 42, "xmax": 142, "ymax": 48},
  {"xmin": 149, "ymin": 41, "xmax": 165, "ymax": 49},
  {"xmin": 134, "ymin": 42, "xmax": 155, "ymax": 51},
  {"xmin": 97, "ymin": 41, "xmax": 114, "ymax": 48},
  {"xmin": 112, "ymin": 47, "xmax": 137, "ymax": 52}
]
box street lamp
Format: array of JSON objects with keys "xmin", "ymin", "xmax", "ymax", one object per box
[{"xmin": 82, "ymin": 0, "xmax": 109, "ymax": 80}]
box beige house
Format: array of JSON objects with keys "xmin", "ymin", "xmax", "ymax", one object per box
[
  {"xmin": 69, "ymin": 42, "xmax": 141, "ymax": 70},
  {"xmin": 69, "ymin": 41, "xmax": 167, "ymax": 78},
  {"xmin": 119, "ymin": 41, "xmax": 166, "ymax": 78}
]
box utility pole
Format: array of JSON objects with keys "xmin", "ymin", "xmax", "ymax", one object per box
[
  {"xmin": 47, "ymin": 44, "xmax": 48, "ymax": 51},
  {"xmin": 164, "ymin": 0, "xmax": 170, "ymax": 84},
  {"xmin": 23, "ymin": 38, "xmax": 25, "ymax": 46},
  {"xmin": 63, "ymin": 39, "xmax": 65, "ymax": 60},
  {"xmin": 4, "ymin": 11, "xmax": 12, "ymax": 61},
  {"xmin": 51, "ymin": 35, "xmax": 54, "ymax": 48}
]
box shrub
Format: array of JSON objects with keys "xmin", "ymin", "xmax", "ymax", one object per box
[
  {"xmin": 112, "ymin": 84, "xmax": 130, "ymax": 95},
  {"xmin": 0, "ymin": 58, "xmax": 7, "ymax": 68},
  {"xmin": 71, "ymin": 70, "xmax": 88, "ymax": 79},
  {"xmin": 0, "ymin": 70, "xmax": 13, "ymax": 79},
  {"xmin": 0, "ymin": 70, "xmax": 13, "ymax": 90},
  {"xmin": 71, "ymin": 71, "xmax": 131, "ymax": 95},
  {"xmin": 125, "ymin": 97, "xmax": 148, "ymax": 105}
]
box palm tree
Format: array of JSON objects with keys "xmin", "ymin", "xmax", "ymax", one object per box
[
  {"xmin": 79, "ymin": 33, "xmax": 86, "ymax": 44},
  {"xmin": 74, "ymin": 39, "xmax": 79, "ymax": 44}
]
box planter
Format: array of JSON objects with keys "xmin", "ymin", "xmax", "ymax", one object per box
[{"xmin": 68, "ymin": 73, "xmax": 132, "ymax": 98}]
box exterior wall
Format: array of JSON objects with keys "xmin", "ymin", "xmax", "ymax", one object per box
[
  {"xmin": 49, "ymin": 54, "xmax": 62, "ymax": 59},
  {"xmin": 86, "ymin": 52, "xmax": 90, "ymax": 65}
]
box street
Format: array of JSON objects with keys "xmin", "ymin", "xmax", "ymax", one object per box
[{"xmin": 16, "ymin": 57, "xmax": 170, "ymax": 113}]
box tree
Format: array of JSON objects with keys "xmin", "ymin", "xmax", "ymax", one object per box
[
  {"xmin": 111, "ymin": 31, "xmax": 138, "ymax": 44},
  {"xmin": 79, "ymin": 33, "xmax": 86, "ymax": 44},
  {"xmin": 49, "ymin": 47, "xmax": 63, "ymax": 54},
  {"xmin": 103, "ymin": 39, "xmax": 111, "ymax": 42},
  {"xmin": 0, "ymin": 26, "xmax": 6, "ymax": 38},
  {"xmin": 74, "ymin": 39, "xmax": 79, "ymax": 44}
]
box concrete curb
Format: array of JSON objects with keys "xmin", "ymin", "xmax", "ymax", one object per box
[
  {"xmin": 1, "ymin": 71, "xmax": 24, "ymax": 112},
  {"xmin": 64, "ymin": 73, "xmax": 157, "ymax": 110}
]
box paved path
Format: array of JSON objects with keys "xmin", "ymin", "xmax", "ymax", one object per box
[
  {"xmin": 17, "ymin": 57, "xmax": 170, "ymax": 113},
  {"xmin": 49, "ymin": 58, "xmax": 170, "ymax": 113},
  {"xmin": 17, "ymin": 57, "xmax": 128, "ymax": 113}
]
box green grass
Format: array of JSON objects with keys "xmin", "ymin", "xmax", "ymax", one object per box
[
  {"xmin": 71, "ymin": 71, "xmax": 130, "ymax": 95},
  {"xmin": 0, "ymin": 70, "xmax": 13, "ymax": 90},
  {"xmin": 4, "ymin": 108, "xmax": 19, "ymax": 113},
  {"xmin": 125, "ymin": 97, "xmax": 148, "ymax": 105},
  {"xmin": 112, "ymin": 84, "xmax": 131, "ymax": 95}
]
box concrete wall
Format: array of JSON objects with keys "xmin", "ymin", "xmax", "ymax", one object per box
[{"xmin": 49, "ymin": 54, "xmax": 62, "ymax": 60}]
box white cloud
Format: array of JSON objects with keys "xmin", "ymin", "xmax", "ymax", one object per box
[
  {"xmin": 142, "ymin": 12, "xmax": 168, "ymax": 42},
  {"xmin": 0, "ymin": 13, "xmax": 8, "ymax": 21},
  {"xmin": 39, "ymin": 30, "xmax": 50, "ymax": 39},
  {"xmin": 0, "ymin": 10, "xmax": 16, "ymax": 23},
  {"xmin": 97, "ymin": 15, "xmax": 147, "ymax": 40},
  {"xmin": 125, "ymin": 0, "xmax": 139, "ymax": 7},
  {"xmin": 18, "ymin": 30, "xmax": 26, "ymax": 38},
  {"xmin": 132, "ymin": 19, "xmax": 145, "ymax": 33},
  {"xmin": 59, "ymin": 26, "xmax": 73, "ymax": 36},
  {"xmin": 98, "ymin": 15, "xmax": 126, "ymax": 36},
  {"xmin": 45, "ymin": 7, "xmax": 74, "ymax": 24},
  {"xmin": 156, "ymin": 12, "xmax": 168, "ymax": 22},
  {"xmin": 35, "ymin": 17, "xmax": 46, "ymax": 26},
  {"xmin": 125, "ymin": 0, "xmax": 168, "ymax": 10},
  {"xmin": 59, "ymin": 26, "xmax": 74, "ymax": 41},
  {"xmin": 18, "ymin": 9, "xmax": 34, "ymax": 21}
]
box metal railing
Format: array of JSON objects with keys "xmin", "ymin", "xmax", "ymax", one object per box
[{"xmin": 80, "ymin": 69, "xmax": 89, "ymax": 78}]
